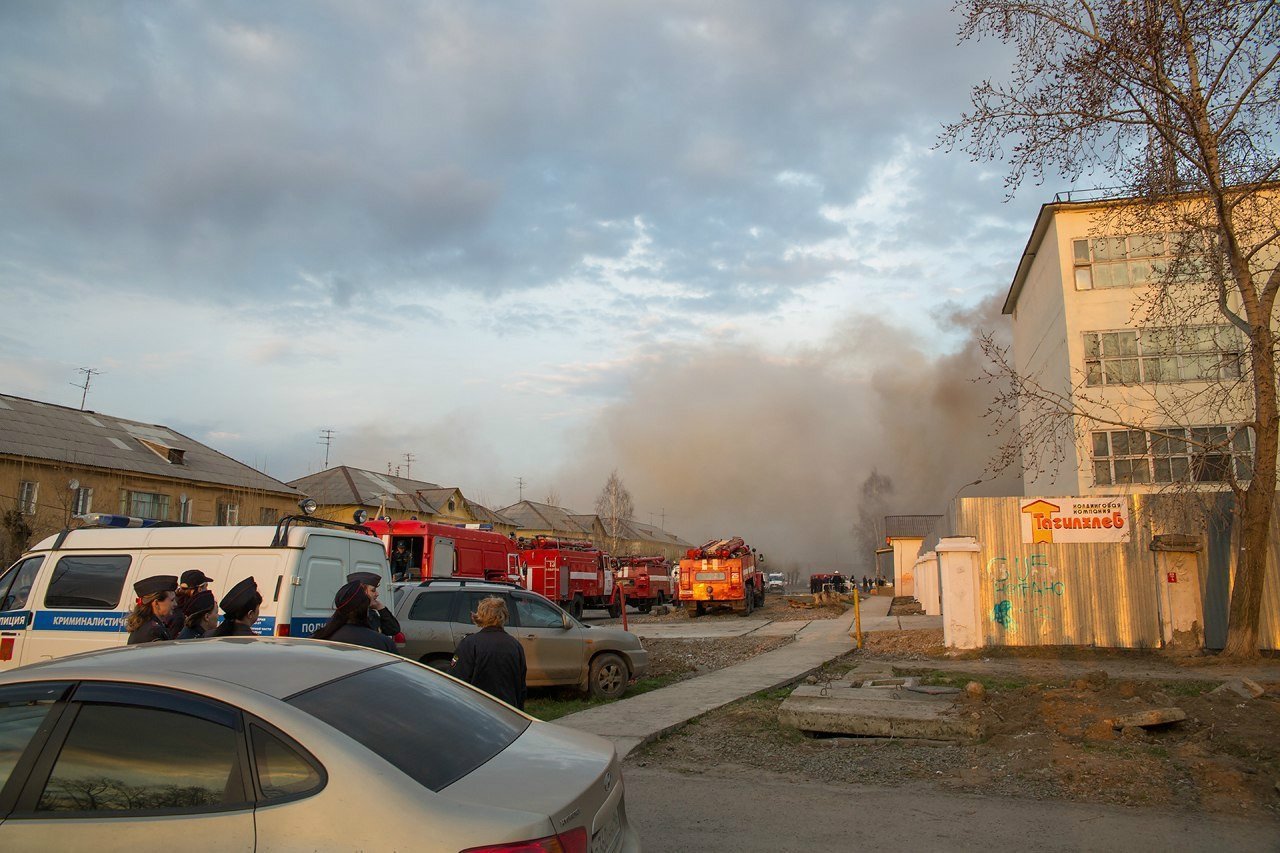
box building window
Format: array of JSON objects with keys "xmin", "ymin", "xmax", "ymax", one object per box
[
  {"xmin": 1083, "ymin": 325, "xmax": 1243, "ymax": 386},
  {"xmin": 178, "ymin": 496, "xmax": 192, "ymax": 523},
  {"xmin": 217, "ymin": 501, "xmax": 240, "ymax": 525},
  {"xmin": 18, "ymin": 481, "xmax": 38, "ymax": 515},
  {"xmin": 73, "ymin": 487, "xmax": 93, "ymax": 516},
  {"xmin": 1092, "ymin": 426, "xmax": 1254, "ymax": 486},
  {"xmin": 1072, "ymin": 233, "xmax": 1184, "ymax": 290},
  {"xmin": 259, "ymin": 507, "xmax": 279, "ymax": 524},
  {"xmin": 121, "ymin": 491, "xmax": 170, "ymax": 520}
]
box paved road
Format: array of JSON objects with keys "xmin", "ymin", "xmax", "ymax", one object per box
[{"xmin": 623, "ymin": 766, "xmax": 1280, "ymax": 852}]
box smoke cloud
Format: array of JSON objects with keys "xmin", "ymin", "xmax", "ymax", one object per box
[{"xmin": 558, "ymin": 293, "xmax": 1021, "ymax": 571}]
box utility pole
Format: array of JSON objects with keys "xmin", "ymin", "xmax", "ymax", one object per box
[
  {"xmin": 515, "ymin": 476, "xmax": 526, "ymax": 502},
  {"xmin": 660, "ymin": 507, "xmax": 666, "ymax": 531},
  {"xmin": 403, "ymin": 452, "xmax": 416, "ymax": 479},
  {"xmin": 317, "ymin": 429, "xmax": 336, "ymax": 468},
  {"xmin": 71, "ymin": 367, "xmax": 102, "ymax": 411}
]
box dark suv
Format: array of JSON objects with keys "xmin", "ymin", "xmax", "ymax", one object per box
[{"xmin": 391, "ymin": 581, "xmax": 649, "ymax": 699}]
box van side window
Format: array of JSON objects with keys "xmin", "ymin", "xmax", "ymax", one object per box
[
  {"xmin": 408, "ymin": 591, "xmax": 453, "ymax": 622},
  {"xmin": 0, "ymin": 556, "xmax": 43, "ymax": 611},
  {"xmin": 44, "ymin": 556, "xmax": 132, "ymax": 610}
]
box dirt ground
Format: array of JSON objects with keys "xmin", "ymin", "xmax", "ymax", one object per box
[
  {"xmin": 642, "ymin": 635, "xmax": 795, "ymax": 680},
  {"xmin": 583, "ymin": 592, "xmax": 851, "ymax": 628},
  {"xmin": 632, "ymin": 639, "xmax": 1280, "ymax": 817}
]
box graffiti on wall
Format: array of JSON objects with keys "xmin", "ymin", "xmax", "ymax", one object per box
[{"xmin": 986, "ymin": 553, "xmax": 1065, "ymax": 631}]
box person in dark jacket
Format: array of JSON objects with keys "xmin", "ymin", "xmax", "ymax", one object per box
[
  {"xmin": 311, "ymin": 581, "xmax": 396, "ymax": 652},
  {"xmin": 176, "ymin": 590, "xmax": 218, "ymax": 639},
  {"xmin": 451, "ymin": 597, "xmax": 526, "ymax": 709},
  {"xmin": 126, "ymin": 575, "xmax": 178, "ymax": 645},
  {"xmin": 168, "ymin": 569, "xmax": 213, "ymax": 635},
  {"xmin": 348, "ymin": 571, "xmax": 400, "ymax": 638},
  {"xmin": 389, "ymin": 541, "xmax": 412, "ymax": 581},
  {"xmin": 210, "ymin": 577, "xmax": 262, "ymax": 637}
]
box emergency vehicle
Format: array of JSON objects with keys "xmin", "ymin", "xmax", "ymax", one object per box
[
  {"xmin": 519, "ymin": 536, "xmax": 616, "ymax": 619},
  {"xmin": 0, "ymin": 513, "xmax": 391, "ymax": 670},
  {"xmin": 678, "ymin": 536, "xmax": 764, "ymax": 617},
  {"xmin": 363, "ymin": 519, "xmax": 521, "ymax": 583},
  {"xmin": 614, "ymin": 556, "xmax": 673, "ymax": 613}
]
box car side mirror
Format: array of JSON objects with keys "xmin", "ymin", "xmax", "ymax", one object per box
[{"xmin": 561, "ymin": 614, "xmax": 574, "ymax": 630}]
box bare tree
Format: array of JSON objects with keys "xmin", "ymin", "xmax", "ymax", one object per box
[
  {"xmin": 595, "ymin": 469, "xmax": 634, "ymax": 552},
  {"xmin": 543, "ymin": 487, "xmax": 561, "ymax": 506},
  {"xmin": 941, "ymin": 0, "xmax": 1279, "ymax": 656},
  {"xmin": 853, "ymin": 470, "xmax": 894, "ymax": 574}
]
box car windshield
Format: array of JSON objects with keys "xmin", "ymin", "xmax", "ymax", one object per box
[{"xmin": 287, "ymin": 662, "xmax": 530, "ymax": 792}]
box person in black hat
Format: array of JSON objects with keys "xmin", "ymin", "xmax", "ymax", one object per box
[
  {"xmin": 310, "ymin": 581, "xmax": 396, "ymax": 652},
  {"xmin": 210, "ymin": 577, "xmax": 262, "ymax": 637},
  {"xmin": 389, "ymin": 541, "xmax": 412, "ymax": 581},
  {"xmin": 126, "ymin": 575, "xmax": 179, "ymax": 645},
  {"xmin": 347, "ymin": 571, "xmax": 400, "ymax": 638},
  {"xmin": 170, "ymin": 569, "xmax": 214, "ymax": 634},
  {"xmin": 176, "ymin": 590, "xmax": 219, "ymax": 640}
]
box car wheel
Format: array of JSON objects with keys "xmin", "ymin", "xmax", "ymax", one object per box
[
  {"xmin": 420, "ymin": 654, "xmax": 452, "ymax": 671},
  {"xmin": 588, "ymin": 653, "xmax": 628, "ymax": 700},
  {"xmin": 606, "ymin": 601, "xmax": 622, "ymax": 618}
]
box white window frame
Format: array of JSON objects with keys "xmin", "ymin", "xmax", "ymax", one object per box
[
  {"xmin": 121, "ymin": 490, "xmax": 171, "ymax": 521},
  {"xmin": 73, "ymin": 487, "xmax": 94, "ymax": 516},
  {"xmin": 178, "ymin": 496, "xmax": 192, "ymax": 523},
  {"xmin": 217, "ymin": 501, "xmax": 240, "ymax": 525},
  {"xmin": 18, "ymin": 481, "xmax": 38, "ymax": 515},
  {"xmin": 1091, "ymin": 425, "xmax": 1254, "ymax": 486},
  {"xmin": 1082, "ymin": 325, "xmax": 1245, "ymax": 386}
]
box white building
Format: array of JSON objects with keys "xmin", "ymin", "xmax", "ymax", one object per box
[{"xmin": 1002, "ymin": 191, "xmax": 1274, "ymax": 496}]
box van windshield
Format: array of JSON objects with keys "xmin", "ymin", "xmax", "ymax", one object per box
[{"xmin": 286, "ymin": 662, "xmax": 529, "ymax": 791}]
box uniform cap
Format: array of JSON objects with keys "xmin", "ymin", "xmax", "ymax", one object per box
[
  {"xmin": 346, "ymin": 571, "xmax": 382, "ymax": 587},
  {"xmin": 180, "ymin": 569, "xmax": 213, "ymax": 588},
  {"xmin": 184, "ymin": 589, "xmax": 216, "ymax": 617},
  {"xmin": 334, "ymin": 580, "xmax": 371, "ymax": 614},
  {"xmin": 133, "ymin": 575, "xmax": 178, "ymax": 598},
  {"xmin": 219, "ymin": 577, "xmax": 259, "ymax": 615}
]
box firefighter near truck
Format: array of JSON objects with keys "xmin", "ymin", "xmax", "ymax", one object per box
[{"xmin": 678, "ymin": 537, "xmax": 765, "ymax": 617}]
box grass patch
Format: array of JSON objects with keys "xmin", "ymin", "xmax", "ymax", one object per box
[
  {"xmin": 526, "ymin": 673, "xmax": 685, "ymax": 721},
  {"xmin": 1156, "ymin": 679, "xmax": 1220, "ymax": 697},
  {"xmin": 913, "ymin": 669, "xmax": 1031, "ymax": 692}
]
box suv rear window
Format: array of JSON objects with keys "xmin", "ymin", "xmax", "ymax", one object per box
[
  {"xmin": 407, "ymin": 590, "xmax": 453, "ymax": 622},
  {"xmin": 44, "ymin": 555, "xmax": 132, "ymax": 609},
  {"xmin": 287, "ymin": 662, "xmax": 529, "ymax": 792}
]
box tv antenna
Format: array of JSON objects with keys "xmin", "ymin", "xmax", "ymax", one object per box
[
  {"xmin": 317, "ymin": 429, "xmax": 336, "ymax": 468},
  {"xmin": 71, "ymin": 367, "xmax": 102, "ymax": 411}
]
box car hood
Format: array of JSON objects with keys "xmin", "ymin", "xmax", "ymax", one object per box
[{"xmin": 441, "ymin": 720, "xmax": 620, "ymax": 835}]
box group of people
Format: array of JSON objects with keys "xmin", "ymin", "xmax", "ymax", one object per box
[
  {"xmin": 125, "ymin": 570, "xmax": 527, "ymax": 710},
  {"xmin": 124, "ymin": 569, "xmax": 402, "ymax": 653}
]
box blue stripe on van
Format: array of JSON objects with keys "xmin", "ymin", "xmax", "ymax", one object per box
[
  {"xmin": 0, "ymin": 611, "xmax": 32, "ymax": 630},
  {"xmin": 33, "ymin": 611, "xmax": 128, "ymax": 632},
  {"xmin": 289, "ymin": 618, "xmax": 325, "ymax": 638}
]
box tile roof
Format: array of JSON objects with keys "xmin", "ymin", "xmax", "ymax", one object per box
[
  {"xmin": 0, "ymin": 393, "xmax": 299, "ymax": 495},
  {"xmin": 884, "ymin": 515, "xmax": 943, "ymax": 539}
]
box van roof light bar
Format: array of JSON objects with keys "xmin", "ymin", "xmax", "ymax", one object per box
[{"xmin": 270, "ymin": 515, "xmax": 377, "ymax": 547}]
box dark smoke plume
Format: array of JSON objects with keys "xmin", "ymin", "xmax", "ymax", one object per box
[{"xmin": 559, "ymin": 293, "xmax": 1020, "ymax": 570}]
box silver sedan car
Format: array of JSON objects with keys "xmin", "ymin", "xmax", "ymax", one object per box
[{"xmin": 0, "ymin": 638, "xmax": 640, "ymax": 852}]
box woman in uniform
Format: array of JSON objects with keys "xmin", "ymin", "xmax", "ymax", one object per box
[
  {"xmin": 169, "ymin": 569, "xmax": 213, "ymax": 635},
  {"xmin": 209, "ymin": 577, "xmax": 262, "ymax": 637},
  {"xmin": 176, "ymin": 589, "xmax": 218, "ymax": 639},
  {"xmin": 125, "ymin": 575, "xmax": 179, "ymax": 645},
  {"xmin": 310, "ymin": 581, "xmax": 396, "ymax": 652}
]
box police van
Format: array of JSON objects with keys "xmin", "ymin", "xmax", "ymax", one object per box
[{"xmin": 0, "ymin": 514, "xmax": 391, "ymax": 670}]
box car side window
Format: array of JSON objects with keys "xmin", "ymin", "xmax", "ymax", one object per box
[
  {"xmin": 0, "ymin": 556, "xmax": 43, "ymax": 611},
  {"xmin": 0, "ymin": 683, "xmax": 68, "ymax": 791},
  {"xmin": 453, "ymin": 591, "xmax": 494, "ymax": 624},
  {"xmin": 43, "ymin": 555, "xmax": 132, "ymax": 609},
  {"xmin": 514, "ymin": 595, "xmax": 564, "ymax": 629},
  {"xmin": 408, "ymin": 591, "xmax": 453, "ymax": 622},
  {"xmin": 250, "ymin": 725, "xmax": 323, "ymax": 801},
  {"xmin": 36, "ymin": 703, "xmax": 246, "ymax": 813}
]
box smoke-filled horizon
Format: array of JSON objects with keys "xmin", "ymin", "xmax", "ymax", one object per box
[{"xmin": 557, "ymin": 291, "xmax": 1021, "ymax": 571}]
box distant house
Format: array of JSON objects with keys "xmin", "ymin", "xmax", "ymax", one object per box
[
  {"xmin": 884, "ymin": 515, "xmax": 942, "ymax": 597},
  {"xmin": 0, "ymin": 393, "xmax": 301, "ymax": 562},
  {"xmin": 498, "ymin": 500, "xmax": 693, "ymax": 561},
  {"xmin": 288, "ymin": 466, "xmax": 518, "ymax": 536}
]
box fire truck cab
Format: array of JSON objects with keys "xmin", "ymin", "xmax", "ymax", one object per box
[
  {"xmin": 615, "ymin": 556, "xmax": 673, "ymax": 613},
  {"xmin": 678, "ymin": 537, "xmax": 764, "ymax": 618}
]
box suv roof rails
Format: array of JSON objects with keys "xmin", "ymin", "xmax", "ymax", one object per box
[
  {"xmin": 416, "ymin": 577, "xmax": 521, "ymax": 589},
  {"xmin": 270, "ymin": 515, "xmax": 377, "ymax": 547}
]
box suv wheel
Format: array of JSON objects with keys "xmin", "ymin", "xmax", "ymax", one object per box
[
  {"xmin": 421, "ymin": 654, "xmax": 452, "ymax": 671},
  {"xmin": 588, "ymin": 653, "xmax": 628, "ymax": 700}
]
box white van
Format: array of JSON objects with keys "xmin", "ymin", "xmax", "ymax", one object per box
[{"xmin": 0, "ymin": 518, "xmax": 390, "ymax": 670}]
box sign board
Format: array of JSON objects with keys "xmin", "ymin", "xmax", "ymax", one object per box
[{"xmin": 1019, "ymin": 497, "xmax": 1130, "ymax": 544}]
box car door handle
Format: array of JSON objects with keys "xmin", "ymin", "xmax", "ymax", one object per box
[{"xmin": 523, "ymin": 634, "xmax": 537, "ymax": 639}]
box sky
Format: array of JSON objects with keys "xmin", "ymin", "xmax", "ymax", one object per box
[{"xmin": 0, "ymin": 1, "xmax": 1054, "ymax": 566}]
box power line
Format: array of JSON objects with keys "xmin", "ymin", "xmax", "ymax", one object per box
[
  {"xmin": 71, "ymin": 367, "xmax": 102, "ymax": 411},
  {"xmin": 317, "ymin": 429, "xmax": 336, "ymax": 468}
]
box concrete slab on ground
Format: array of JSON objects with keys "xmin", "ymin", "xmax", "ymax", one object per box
[{"xmin": 778, "ymin": 684, "xmax": 982, "ymax": 740}]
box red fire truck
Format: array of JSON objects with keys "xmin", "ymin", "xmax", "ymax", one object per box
[
  {"xmin": 615, "ymin": 556, "xmax": 673, "ymax": 613},
  {"xmin": 363, "ymin": 519, "xmax": 522, "ymax": 583},
  {"xmin": 519, "ymin": 536, "xmax": 616, "ymax": 619},
  {"xmin": 678, "ymin": 537, "xmax": 764, "ymax": 617}
]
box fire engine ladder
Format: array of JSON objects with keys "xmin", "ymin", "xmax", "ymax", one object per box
[{"xmin": 537, "ymin": 559, "xmax": 559, "ymax": 600}]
